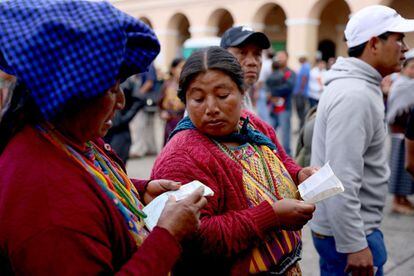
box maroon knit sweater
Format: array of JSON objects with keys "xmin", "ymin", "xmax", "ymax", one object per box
[
  {"xmin": 0, "ymin": 126, "xmax": 180, "ymax": 275},
  {"xmin": 151, "ymin": 110, "xmax": 302, "ymax": 275}
]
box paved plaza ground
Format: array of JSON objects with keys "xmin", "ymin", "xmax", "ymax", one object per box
[{"xmin": 127, "ymin": 154, "xmax": 414, "ymax": 276}]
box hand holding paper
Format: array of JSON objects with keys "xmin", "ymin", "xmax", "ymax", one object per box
[
  {"xmin": 156, "ymin": 186, "xmax": 207, "ymax": 241},
  {"xmin": 272, "ymin": 199, "xmax": 315, "ymax": 230},
  {"xmin": 143, "ymin": 180, "xmax": 214, "ymax": 231},
  {"xmin": 298, "ymin": 162, "xmax": 344, "ymax": 203},
  {"xmin": 298, "ymin": 166, "xmax": 319, "ymax": 183}
]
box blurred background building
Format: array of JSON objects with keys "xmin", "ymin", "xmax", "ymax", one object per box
[{"xmin": 112, "ymin": 0, "xmax": 414, "ymax": 70}]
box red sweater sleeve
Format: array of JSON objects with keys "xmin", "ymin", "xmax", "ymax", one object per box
[
  {"xmin": 242, "ymin": 110, "xmax": 302, "ymax": 184},
  {"xmin": 11, "ymin": 226, "xmax": 180, "ymax": 275},
  {"xmin": 152, "ymin": 137, "xmax": 280, "ymax": 257},
  {"xmin": 1, "ymin": 127, "xmax": 180, "ymax": 275}
]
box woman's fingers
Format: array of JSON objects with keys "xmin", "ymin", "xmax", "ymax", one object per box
[
  {"xmin": 179, "ymin": 187, "xmax": 207, "ymax": 213},
  {"xmin": 166, "ymin": 195, "xmax": 177, "ymax": 204},
  {"xmin": 194, "ymin": 196, "xmax": 208, "ymax": 210},
  {"xmin": 158, "ymin": 180, "xmax": 181, "ymax": 191},
  {"xmin": 163, "ymin": 186, "xmax": 207, "ymax": 211},
  {"xmin": 182, "ymin": 186, "xmax": 205, "ymax": 204}
]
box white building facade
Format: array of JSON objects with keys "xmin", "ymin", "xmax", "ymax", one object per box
[{"xmin": 112, "ymin": 0, "xmax": 414, "ymax": 70}]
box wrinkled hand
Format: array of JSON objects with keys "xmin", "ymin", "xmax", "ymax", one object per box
[
  {"xmin": 157, "ymin": 187, "xmax": 207, "ymax": 241},
  {"xmin": 143, "ymin": 179, "xmax": 181, "ymax": 204},
  {"xmin": 298, "ymin": 166, "xmax": 319, "ymax": 184},
  {"xmin": 345, "ymin": 247, "xmax": 374, "ymax": 276},
  {"xmin": 272, "ymin": 199, "xmax": 315, "ymax": 230}
]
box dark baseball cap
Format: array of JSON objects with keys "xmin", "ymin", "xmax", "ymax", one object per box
[{"xmin": 220, "ymin": 26, "xmax": 270, "ymax": 49}]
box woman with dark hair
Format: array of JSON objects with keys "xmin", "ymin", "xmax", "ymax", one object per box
[
  {"xmin": 159, "ymin": 57, "xmax": 186, "ymax": 145},
  {"xmin": 152, "ymin": 46, "xmax": 317, "ymax": 275},
  {"xmin": 0, "ymin": 1, "xmax": 206, "ymax": 275}
]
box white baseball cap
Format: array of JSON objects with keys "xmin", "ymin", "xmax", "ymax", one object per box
[{"xmin": 345, "ymin": 5, "xmax": 414, "ymax": 48}]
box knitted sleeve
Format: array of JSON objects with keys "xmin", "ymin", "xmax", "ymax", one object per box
[
  {"xmin": 151, "ymin": 133, "xmax": 280, "ymax": 257},
  {"xmin": 10, "ymin": 225, "xmax": 180, "ymax": 275}
]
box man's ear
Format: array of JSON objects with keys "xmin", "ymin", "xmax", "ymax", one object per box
[{"xmin": 367, "ymin": 36, "xmax": 382, "ymax": 54}]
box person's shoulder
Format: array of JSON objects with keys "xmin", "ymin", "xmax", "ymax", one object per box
[
  {"xmin": 320, "ymin": 85, "xmax": 378, "ymax": 123},
  {"xmin": 166, "ymin": 129, "xmax": 204, "ymax": 147},
  {"xmin": 1, "ymin": 126, "xmax": 59, "ymax": 170},
  {"xmin": 158, "ymin": 129, "xmax": 215, "ymax": 161},
  {"xmin": 325, "ymin": 78, "xmax": 375, "ymax": 100},
  {"xmin": 152, "ymin": 128, "xmax": 225, "ymax": 180},
  {"xmin": 5, "ymin": 126, "xmax": 87, "ymax": 178},
  {"xmin": 0, "ymin": 127, "xmax": 112, "ymax": 238},
  {"xmin": 0, "ymin": 126, "xmax": 106, "ymax": 200}
]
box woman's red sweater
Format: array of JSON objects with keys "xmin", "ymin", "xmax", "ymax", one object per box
[
  {"xmin": 151, "ymin": 110, "xmax": 302, "ymax": 275},
  {"xmin": 0, "ymin": 126, "xmax": 180, "ymax": 275}
]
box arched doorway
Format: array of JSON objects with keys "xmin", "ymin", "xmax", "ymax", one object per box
[
  {"xmin": 318, "ymin": 39, "xmax": 335, "ymax": 61},
  {"xmin": 166, "ymin": 13, "xmax": 191, "ymax": 63},
  {"xmin": 253, "ymin": 3, "xmax": 287, "ymax": 52},
  {"xmin": 312, "ymin": 0, "xmax": 350, "ymax": 60},
  {"xmin": 207, "ymin": 8, "xmax": 234, "ymax": 37}
]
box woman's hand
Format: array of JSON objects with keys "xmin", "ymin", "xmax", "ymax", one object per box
[
  {"xmin": 297, "ymin": 166, "xmax": 319, "ymax": 184},
  {"xmin": 157, "ymin": 187, "xmax": 207, "ymax": 241},
  {"xmin": 272, "ymin": 199, "xmax": 315, "ymax": 230},
  {"xmin": 143, "ymin": 179, "xmax": 181, "ymax": 204}
]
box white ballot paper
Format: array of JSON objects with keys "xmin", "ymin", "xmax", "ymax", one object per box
[
  {"xmin": 298, "ymin": 162, "xmax": 344, "ymax": 203},
  {"xmin": 143, "ymin": 180, "xmax": 214, "ymax": 231}
]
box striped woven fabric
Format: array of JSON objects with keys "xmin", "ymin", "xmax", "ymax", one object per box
[
  {"xmin": 249, "ymin": 229, "xmax": 301, "ymax": 273},
  {"xmin": 220, "ymin": 143, "xmax": 301, "ymax": 274}
]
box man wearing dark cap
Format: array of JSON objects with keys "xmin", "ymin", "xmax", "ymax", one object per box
[{"xmin": 220, "ymin": 26, "xmax": 270, "ymax": 111}]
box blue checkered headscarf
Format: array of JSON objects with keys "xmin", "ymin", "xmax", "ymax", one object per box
[{"xmin": 0, "ymin": 0, "xmax": 160, "ymax": 120}]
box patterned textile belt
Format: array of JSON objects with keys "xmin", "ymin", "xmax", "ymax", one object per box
[
  {"xmin": 311, "ymin": 231, "xmax": 332, "ymax": 239},
  {"xmin": 255, "ymin": 261, "xmax": 302, "ymax": 276},
  {"xmin": 253, "ymin": 242, "xmax": 302, "ymax": 275}
]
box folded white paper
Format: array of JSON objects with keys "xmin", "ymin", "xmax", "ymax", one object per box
[
  {"xmin": 298, "ymin": 162, "xmax": 344, "ymax": 203},
  {"xmin": 143, "ymin": 180, "xmax": 214, "ymax": 231}
]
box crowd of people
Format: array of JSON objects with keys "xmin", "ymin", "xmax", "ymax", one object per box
[{"xmin": 0, "ymin": 1, "xmax": 414, "ymax": 275}]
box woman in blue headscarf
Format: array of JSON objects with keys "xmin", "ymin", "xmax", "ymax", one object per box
[{"xmin": 0, "ymin": 1, "xmax": 206, "ymax": 274}]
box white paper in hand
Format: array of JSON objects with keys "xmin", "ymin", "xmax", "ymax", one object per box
[
  {"xmin": 298, "ymin": 162, "xmax": 344, "ymax": 203},
  {"xmin": 143, "ymin": 180, "xmax": 214, "ymax": 231}
]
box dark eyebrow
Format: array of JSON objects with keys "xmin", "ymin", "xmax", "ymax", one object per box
[
  {"xmin": 214, "ymin": 83, "xmax": 232, "ymax": 90},
  {"xmin": 188, "ymin": 87, "xmax": 204, "ymax": 93},
  {"xmin": 393, "ymin": 32, "xmax": 405, "ymax": 39},
  {"xmin": 188, "ymin": 81, "xmax": 233, "ymax": 93}
]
